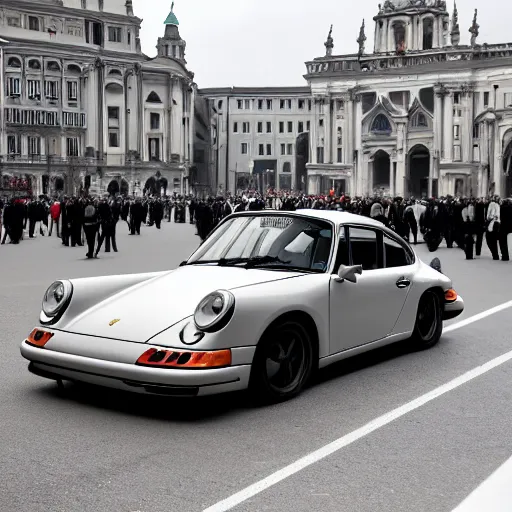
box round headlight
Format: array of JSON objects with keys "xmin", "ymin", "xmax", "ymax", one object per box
[
  {"xmin": 42, "ymin": 280, "xmax": 73, "ymax": 318},
  {"xmin": 194, "ymin": 290, "xmax": 235, "ymax": 332}
]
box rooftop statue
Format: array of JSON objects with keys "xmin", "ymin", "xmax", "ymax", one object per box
[
  {"xmin": 381, "ymin": 0, "xmax": 446, "ymax": 13},
  {"xmin": 324, "ymin": 25, "xmax": 334, "ymax": 56},
  {"xmin": 469, "ymin": 9, "xmax": 479, "ymax": 47},
  {"xmin": 357, "ymin": 20, "xmax": 366, "ymax": 57}
]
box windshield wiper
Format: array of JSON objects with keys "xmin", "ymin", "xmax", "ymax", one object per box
[
  {"xmin": 184, "ymin": 257, "xmax": 253, "ymax": 267},
  {"xmin": 184, "ymin": 256, "xmax": 291, "ymax": 268},
  {"xmin": 242, "ymin": 256, "xmax": 291, "ymax": 269}
]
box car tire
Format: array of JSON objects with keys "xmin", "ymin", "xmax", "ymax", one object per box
[
  {"xmin": 410, "ymin": 290, "xmax": 443, "ymax": 350},
  {"xmin": 249, "ymin": 320, "xmax": 314, "ymax": 405}
]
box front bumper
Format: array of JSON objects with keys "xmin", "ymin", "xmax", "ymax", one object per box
[
  {"xmin": 20, "ymin": 333, "xmax": 254, "ymax": 397},
  {"xmin": 443, "ymin": 295, "xmax": 464, "ymax": 321}
]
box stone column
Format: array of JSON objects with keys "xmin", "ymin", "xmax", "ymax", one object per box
[
  {"xmin": 311, "ymin": 99, "xmax": 319, "ymax": 164},
  {"xmin": 442, "ymin": 92, "xmax": 453, "ymax": 160},
  {"xmin": 85, "ymin": 66, "xmax": 97, "ymax": 150},
  {"xmin": 482, "ymin": 121, "xmax": 489, "ymax": 165},
  {"xmin": 381, "ymin": 20, "xmax": 388, "ymax": 52},
  {"xmin": 396, "ymin": 123, "xmax": 406, "ymax": 196},
  {"xmin": 433, "ymin": 88, "xmax": 443, "ymax": 161},
  {"xmin": 433, "ymin": 17, "xmax": 439, "ymax": 48},
  {"xmin": 171, "ymin": 77, "xmax": 183, "ymax": 159},
  {"xmin": 492, "ymin": 121, "xmax": 502, "ymax": 196},
  {"xmin": 189, "ymin": 85, "xmax": 195, "ymax": 164},
  {"xmin": 374, "ymin": 22, "xmax": 380, "ymax": 53},
  {"xmin": 324, "ymin": 98, "xmax": 332, "ymax": 164},
  {"xmin": 407, "ymin": 20, "xmax": 413, "ymax": 50},
  {"xmin": 353, "ymin": 95, "xmax": 363, "ymax": 194},
  {"xmin": 461, "ymin": 90, "xmax": 473, "ymax": 163}
]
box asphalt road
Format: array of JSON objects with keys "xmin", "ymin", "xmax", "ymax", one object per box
[{"xmin": 1, "ymin": 219, "xmax": 511, "ymax": 512}]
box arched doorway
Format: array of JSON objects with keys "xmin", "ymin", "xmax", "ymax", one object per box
[
  {"xmin": 120, "ymin": 178, "xmax": 129, "ymax": 196},
  {"xmin": 144, "ymin": 176, "xmax": 158, "ymax": 195},
  {"xmin": 295, "ymin": 132, "xmax": 309, "ymax": 192},
  {"xmin": 54, "ymin": 176, "xmax": 65, "ymax": 193},
  {"xmin": 372, "ymin": 150, "xmax": 390, "ymax": 194},
  {"xmin": 408, "ymin": 145, "xmax": 430, "ymax": 198},
  {"xmin": 107, "ymin": 179, "xmax": 120, "ymax": 196},
  {"xmin": 158, "ymin": 177, "xmax": 168, "ymax": 196}
]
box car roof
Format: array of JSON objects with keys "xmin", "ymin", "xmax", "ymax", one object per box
[{"xmin": 233, "ymin": 209, "xmax": 386, "ymax": 229}]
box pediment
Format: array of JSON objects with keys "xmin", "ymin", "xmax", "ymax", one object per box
[
  {"xmin": 409, "ymin": 96, "xmax": 433, "ymax": 118},
  {"xmin": 363, "ymin": 95, "xmax": 407, "ymax": 122}
]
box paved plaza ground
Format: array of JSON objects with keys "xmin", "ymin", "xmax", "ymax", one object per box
[{"xmin": 1, "ymin": 220, "xmax": 511, "ymax": 512}]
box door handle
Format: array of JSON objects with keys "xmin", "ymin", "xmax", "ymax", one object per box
[{"xmin": 396, "ymin": 277, "xmax": 410, "ymax": 289}]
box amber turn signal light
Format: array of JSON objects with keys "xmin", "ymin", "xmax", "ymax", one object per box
[
  {"xmin": 136, "ymin": 348, "xmax": 232, "ymax": 369},
  {"xmin": 445, "ymin": 289, "xmax": 458, "ymax": 302},
  {"xmin": 26, "ymin": 328, "xmax": 54, "ymax": 348}
]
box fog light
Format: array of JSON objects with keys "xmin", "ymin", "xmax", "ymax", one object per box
[
  {"xmin": 445, "ymin": 289, "xmax": 458, "ymax": 303},
  {"xmin": 26, "ymin": 328, "xmax": 54, "ymax": 348},
  {"xmin": 136, "ymin": 348, "xmax": 231, "ymax": 369}
]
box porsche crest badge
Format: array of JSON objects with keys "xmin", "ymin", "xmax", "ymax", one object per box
[{"xmin": 109, "ymin": 319, "xmax": 121, "ymax": 327}]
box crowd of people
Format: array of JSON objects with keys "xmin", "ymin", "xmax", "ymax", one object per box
[{"xmin": 1, "ymin": 191, "xmax": 510, "ymax": 262}]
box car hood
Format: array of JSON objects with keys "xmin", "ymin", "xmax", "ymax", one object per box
[{"xmin": 64, "ymin": 266, "xmax": 305, "ymax": 342}]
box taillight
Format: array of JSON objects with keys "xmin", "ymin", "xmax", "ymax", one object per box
[
  {"xmin": 26, "ymin": 328, "xmax": 54, "ymax": 348},
  {"xmin": 445, "ymin": 289, "xmax": 458, "ymax": 302},
  {"xmin": 136, "ymin": 348, "xmax": 232, "ymax": 369}
]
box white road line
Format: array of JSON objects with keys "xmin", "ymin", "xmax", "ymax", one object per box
[
  {"xmin": 203, "ymin": 300, "xmax": 512, "ymax": 512},
  {"xmin": 452, "ymin": 454, "xmax": 512, "ymax": 511}
]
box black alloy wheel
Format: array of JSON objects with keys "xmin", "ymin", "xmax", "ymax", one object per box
[
  {"xmin": 411, "ymin": 290, "xmax": 443, "ymax": 349},
  {"xmin": 249, "ymin": 320, "xmax": 314, "ymax": 404}
]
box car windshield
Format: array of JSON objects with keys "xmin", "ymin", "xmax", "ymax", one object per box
[{"xmin": 186, "ymin": 215, "xmax": 334, "ymax": 273}]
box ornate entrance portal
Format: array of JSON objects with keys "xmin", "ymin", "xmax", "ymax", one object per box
[
  {"xmin": 408, "ymin": 145, "xmax": 430, "ymax": 199},
  {"xmin": 372, "ymin": 150, "xmax": 390, "ymax": 195}
]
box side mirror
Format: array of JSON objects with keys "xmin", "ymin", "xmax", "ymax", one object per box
[
  {"xmin": 430, "ymin": 257, "xmax": 442, "ymax": 273},
  {"xmin": 333, "ymin": 264, "xmax": 363, "ymax": 283}
]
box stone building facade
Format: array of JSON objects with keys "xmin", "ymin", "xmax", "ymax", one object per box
[
  {"xmin": 199, "ymin": 87, "xmax": 314, "ymax": 195},
  {"xmin": 0, "ymin": 0, "xmax": 206, "ymax": 198},
  {"xmin": 305, "ymin": 0, "xmax": 512, "ymax": 198}
]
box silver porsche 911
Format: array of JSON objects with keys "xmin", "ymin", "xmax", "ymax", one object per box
[{"xmin": 21, "ymin": 210, "xmax": 464, "ymax": 403}]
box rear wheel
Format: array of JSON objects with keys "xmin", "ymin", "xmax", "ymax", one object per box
[
  {"xmin": 411, "ymin": 290, "xmax": 443, "ymax": 349},
  {"xmin": 249, "ymin": 320, "xmax": 313, "ymax": 404}
]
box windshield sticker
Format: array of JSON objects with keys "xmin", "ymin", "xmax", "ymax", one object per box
[{"xmin": 260, "ymin": 217, "xmax": 293, "ymax": 229}]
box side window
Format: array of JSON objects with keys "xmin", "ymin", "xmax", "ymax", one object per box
[
  {"xmin": 349, "ymin": 227, "xmax": 378, "ymax": 270},
  {"xmin": 384, "ymin": 234, "xmax": 412, "ymax": 268},
  {"xmin": 334, "ymin": 227, "xmax": 350, "ymax": 269}
]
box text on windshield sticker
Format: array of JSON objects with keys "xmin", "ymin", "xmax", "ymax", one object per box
[{"xmin": 260, "ymin": 217, "xmax": 293, "ymax": 229}]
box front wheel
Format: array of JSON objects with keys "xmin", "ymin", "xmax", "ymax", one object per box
[
  {"xmin": 410, "ymin": 290, "xmax": 443, "ymax": 350},
  {"xmin": 249, "ymin": 320, "xmax": 314, "ymax": 405}
]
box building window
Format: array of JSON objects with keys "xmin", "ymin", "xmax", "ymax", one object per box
[
  {"xmin": 27, "ymin": 80, "xmax": 41, "ymax": 100},
  {"xmin": 484, "ymin": 92, "xmax": 490, "ymax": 108},
  {"xmin": 44, "ymin": 81, "xmax": 59, "ymax": 100},
  {"xmin": 337, "ymin": 126, "xmax": 342, "ymax": 145},
  {"xmin": 317, "ymin": 147, "xmax": 324, "ymax": 163},
  {"xmin": 6, "ymin": 77, "xmax": 21, "ymax": 97},
  {"xmin": 258, "ymin": 99, "xmax": 263, "ymax": 110},
  {"xmin": 266, "ymin": 99, "xmax": 272, "ymax": 110},
  {"xmin": 259, "ymin": 144, "xmax": 264, "ymax": 156},
  {"xmin": 287, "ymin": 121, "xmax": 293, "ymax": 133},
  {"xmin": 242, "ymin": 122, "xmax": 250, "ymax": 133},
  {"xmin": 7, "ymin": 17, "xmax": 20, "ymax": 27},
  {"xmin": 109, "ymin": 130, "xmax": 119, "ymax": 147},
  {"xmin": 150, "ymin": 112, "xmax": 160, "ymax": 130},
  {"xmin": 257, "ymin": 121, "xmax": 263, "ymax": 133},
  {"xmin": 108, "ymin": 106, "xmax": 120, "ymax": 127},
  {"xmin": 280, "ymin": 99, "xmax": 285, "ymax": 109},
  {"xmin": 287, "ymin": 144, "xmax": 293, "ymax": 155},
  {"xmin": 370, "ymin": 114, "xmax": 392, "ymax": 134},
  {"xmin": 127, "ymin": 31, "xmax": 131, "ymax": 45},
  {"xmin": 266, "ymin": 144, "xmax": 272, "ymax": 156},
  {"xmin": 28, "ymin": 16, "xmax": 40, "ymax": 31},
  {"xmin": 298, "ymin": 121, "xmax": 304, "ymax": 133},
  {"xmin": 7, "ymin": 135, "xmax": 21, "ymax": 156},
  {"xmin": 244, "ymin": 99, "xmax": 250, "ymax": 109},
  {"xmin": 411, "ymin": 112, "xmax": 428, "ymax": 128},
  {"xmin": 28, "ymin": 136, "xmax": 41, "ymax": 156},
  {"xmin": 453, "ymin": 92, "xmax": 461, "ymax": 104},
  {"xmin": 266, "ymin": 122, "xmax": 272, "ymax": 133},
  {"xmin": 108, "ymin": 27, "xmax": 122, "ymax": 42},
  {"xmin": 319, "ymin": 119, "xmax": 324, "ymax": 127},
  {"xmin": 237, "ymin": 100, "xmax": 243, "ymax": 109},
  {"xmin": 279, "ymin": 121, "xmax": 284, "ymax": 133},
  {"xmin": 241, "ymin": 143, "xmax": 248, "ymax": 154},
  {"xmin": 281, "ymin": 144, "xmax": 286, "ymax": 155},
  {"xmin": 7, "ymin": 57, "xmax": 21, "ymax": 68},
  {"xmin": 454, "ymin": 124, "xmax": 460, "ymax": 140},
  {"xmin": 505, "ymin": 93, "xmax": 512, "ymax": 107},
  {"xmin": 66, "ymin": 137, "xmax": 79, "ymax": 157},
  {"xmin": 453, "ymin": 145, "xmax": 461, "ymax": 161},
  {"xmin": 473, "ymin": 144, "xmax": 480, "ymax": 162},
  {"xmin": 307, "ymin": 121, "xmax": 311, "ymax": 131},
  {"xmin": 308, "ymin": 100, "xmax": 312, "ymax": 111},
  {"xmin": 67, "ymin": 81, "xmax": 78, "ymax": 101},
  {"xmin": 337, "ymin": 147, "xmax": 342, "ymax": 163},
  {"xmin": 422, "ymin": 18, "xmax": 434, "ymax": 50},
  {"xmin": 298, "ymin": 99, "xmax": 305, "ymax": 109},
  {"xmin": 233, "ymin": 122, "xmax": 238, "ymax": 133},
  {"xmin": 473, "ymin": 123, "xmax": 480, "ymax": 139}
]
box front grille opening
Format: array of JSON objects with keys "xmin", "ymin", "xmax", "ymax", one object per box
[
  {"xmin": 177, "ymin": 353, "xmax": 191, "ymax": 365},
  {"xmin": 148, "ymin": 351, "xmax": 167, "ymax": 363}
]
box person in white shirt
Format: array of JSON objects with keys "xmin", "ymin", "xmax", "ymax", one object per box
[{"xmin": 485, "ymin": 196, "xmax": 501, "ymax": 260}]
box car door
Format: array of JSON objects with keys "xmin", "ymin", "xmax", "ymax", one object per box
[{"xmin": 328, "ymin": 225, "xmax": 415, "ymax": 355}]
